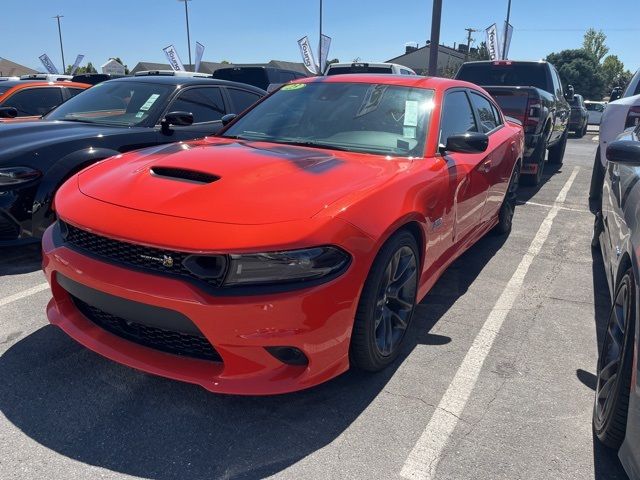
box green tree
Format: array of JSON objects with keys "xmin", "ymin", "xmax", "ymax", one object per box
[
  {"xmin": 583, "ymin": 28, "xmax": 609, "ymax": 63},
  {"xmin": 469, "ymin": 41, "xmax": 490, "ymax": 61},
  {"xmin": 109, "ymin": 57, "xmax": 130, "ymax": 74},
  {"xmin": 546, "ymin": 49, "xmax": 605, "ymax": 99},
  {"xmin": 602, "ymin": 55, "xmax": 625, "ymax": 93},
  {"xmin": 72, "ymin": 62, "xmax": 97, "ymax": 74},
  {"xmin": 220, "ymin": 60, "xmax": 231, "ymax": 64}
]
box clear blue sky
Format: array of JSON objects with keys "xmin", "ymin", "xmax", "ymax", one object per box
[{"xmin": 2, "ymin": 0, "xmax": 638, "ymax": 73}]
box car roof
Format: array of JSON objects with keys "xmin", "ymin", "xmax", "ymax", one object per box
[
  {"xmin": 295, "ymin": 74, "xmax": 471, "ymax": 90},
  {"xmin": 104, "ymin": 75, "xmax": 266, "ymax": 94},
  {"xmin": 0, "ymin": 80, "xmax": 90, "ymax": 89}
]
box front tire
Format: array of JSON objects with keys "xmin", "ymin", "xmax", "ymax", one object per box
[
  {"xmin": 350, "ymin": 230, "xmax": 419, "ymax": 371},
  {"xmin": 593, "ymin": 270, "xmax": 635, "ymax": 448}
]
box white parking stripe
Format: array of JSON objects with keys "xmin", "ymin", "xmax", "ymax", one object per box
[
  {"xmin": 400, "ymin": 167, "xmax": 580, "ymax": 480},
  {"xmin": 0, "ymin": 283, "xmax": 50, "ymax": 309}
]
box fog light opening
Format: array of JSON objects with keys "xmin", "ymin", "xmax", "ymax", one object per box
[{"xmin": 265, "ymin": 346, "xmax": 309, "ymax": 366}]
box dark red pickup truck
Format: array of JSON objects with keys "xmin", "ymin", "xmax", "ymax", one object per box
[{"xmin": 456, "ymin": 60, "xmax": 571, "ymax": 186}]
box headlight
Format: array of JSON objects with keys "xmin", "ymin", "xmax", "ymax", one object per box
[
  {"xmin": 223, "ymin": 246, "xmax": 350, "ymax": 287},
  {"xmin": 0, "ymin": 167, "xmax": 42, "ymax": 186}
]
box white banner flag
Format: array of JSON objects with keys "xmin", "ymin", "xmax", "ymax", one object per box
[
  {"xmin": 319, "ymin": 34, "xmax": 332, "ymax": 74},
  {"xmin": 39, "ymin": 54, "xmax": 59, "ymax": 74},
  {"xmin": 163, "ymin": 45, "xmax": 185, "ymax": 71},
  {"xmin": 194, "ymin": 41, "xmax": 205, "ymax": 73},
  {"xmin": 502, "ymin": 22, "xmax": 513, "ymax": 60},
  {"xmin": 485, "ymin": 23, "xmax": 502, "ymax": 61},
  {"xmin": 69, "ymin": 54, "xmax": 84, "ymax": 75},
  {"xmin": 298, "ymin": 36, "xmax": 318, "ymax": 75}
]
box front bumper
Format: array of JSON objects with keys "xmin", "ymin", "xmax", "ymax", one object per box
[{"xmin": 42, "ymin": 225, "xmax": 366, "ymax": 395}]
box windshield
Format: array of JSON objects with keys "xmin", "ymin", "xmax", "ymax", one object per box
[
  {"xmin": 46, "ymin": 81, "xmax": 174, "ymax": 126},
  {"xmin": 222, "ymin": 82, "xmax": 435, "ymax": 157},
  {"xmin": 457, "ymin": 63, "xmax": 549, "ymax": 92}
]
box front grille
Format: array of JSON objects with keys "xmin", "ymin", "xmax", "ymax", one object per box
[
  {"xmin": 60, "ymin": 221, "xmax": 224, "ymax": 287},
  {"xmin": 0, "ymin": 212, "xmax": 20, "ymax": 241},
  {"xmin": 71, "ymin": 295, "xmax": 222, "ymax": 362}
]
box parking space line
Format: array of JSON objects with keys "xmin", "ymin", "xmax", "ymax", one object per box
[
  {"xmin": 400, "ymin": 167, "xmax": 580, "ymax": 480},
  {"xmin": 519, "ymin": 200, "xmax": 591, "ymax": 214},
  {"xmin": 0, "ymin": 283, "xmax": 50, "ymax": 309}
]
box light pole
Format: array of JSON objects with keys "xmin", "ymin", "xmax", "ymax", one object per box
[
  {"xmin": 177, "ymin": 0, "xmax": 192, "ymax": 68},
  {"xmin": 503, "ymin": 0, "xmax": 512, "ymax": 60},
  {"xmin": 319, "ymin": 0, "xmax": 323, "ymax": 73},
  {"xmin": 428, "ymin": 0, "xmax": 442, "ymax": 76},
  {"xmin": 53, "ymin": 15, "xmax": 65, "ymax": 73}
]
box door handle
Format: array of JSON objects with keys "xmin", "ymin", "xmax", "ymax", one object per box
[{"xmin": 480, "ymin": 160, "xmax": 492, "ymax": 173}]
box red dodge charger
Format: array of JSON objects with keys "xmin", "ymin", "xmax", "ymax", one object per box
[{"xmin": 42, "ymin": 75, "xmax": 524, "ymax": 395}]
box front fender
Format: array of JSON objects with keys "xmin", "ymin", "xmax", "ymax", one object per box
[{"xmin": 30, "ymin": 147, "xmax": 120, "ymax": 238}]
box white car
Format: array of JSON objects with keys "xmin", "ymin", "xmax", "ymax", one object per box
[
  {"xmin": 585, "ymin": 100, "xmax": 606, "ymax": 125},
  {"xmin": 599, "ymin": 68, "xmax": 640, "ymax": 159},
  {"xmin": 324, "ymin": 62, "xmax": 416, "ymax": 76}
]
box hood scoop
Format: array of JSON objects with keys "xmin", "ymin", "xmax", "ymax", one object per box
[{"xmin": 149, "ymin": 166, "xmax": 220, "ymax": 185}]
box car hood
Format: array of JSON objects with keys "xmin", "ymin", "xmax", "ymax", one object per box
[
  {"xmin": 0, "ymin": 120, "xmax": 144, "ymax": 159},
  {"xmin": 77, "ymin": 138, "xmax": 410, "ymax": 225}
]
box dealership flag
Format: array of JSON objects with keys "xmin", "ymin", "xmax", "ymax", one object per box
[
  {"xmin": 502, "ymin": 22, "xmax": 514, "ymax": 59},
  {"xmin": 319, "ymin": 34, "xmax": 332, "ymax": 73},
  {"xmin": 298, "ymin": 36, "xmax": 318, "ymax": 74},
  {"xmin": 69, "ymin": 54, "xmax": 85, "ymax": 75},
  {"xmin": 485, "ymin": 23, "xmax": 502, "ymax": 61},
  {"xmin": 39, "ymin": 54, "xmax": 59, "ymax": 74},
  {"xmin": 194, "ymin": 41, "xmax": 205, "ymax": 72},
  {"xmin": 163, "ymin": 45, "xmax": 185, "ymax": 71}
]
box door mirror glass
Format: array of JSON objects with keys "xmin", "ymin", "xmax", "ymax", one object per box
[
  {"xmin": 161, "ymin": 111, "xmax": 194, "ymax": 134},
  {"xmin": 442, "ymin": 132, "xmax": 489, "ymax": 154},
  {"xmin": 0, "ymin": 106, "xmax": 18, "ymax": 118}
]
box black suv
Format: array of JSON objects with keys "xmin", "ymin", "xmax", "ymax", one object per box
[{"xmin": 0, "ymin": 74, "xmax": 265, "ymax": 245}]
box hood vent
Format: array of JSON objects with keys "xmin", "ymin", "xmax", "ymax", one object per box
[{"xmin": 150, "ymin": 166, "xmax": 220, "ymax": 184}]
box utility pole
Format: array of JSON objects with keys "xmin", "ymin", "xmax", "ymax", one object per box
[
  {"xmin": 177, "ymin": 0, "xmax": 192, "ymax": 68},
  {"xmin": 53, "ymin": 15, "xmax": 65, "ymax": 74},
  {"xmin": 319, "ymin": 0, "xmax": 323, "ymax": 74},
  {"xmin": 428, "ymin": 0, "xmax": 443, "ymax": 76},
  {"xmin": 502, "ymin": 0, "xmax": 512, "ymax": 60},
  {"xmin": 464, "ymin": 28, "xmax": 477, "ymax": 61}
]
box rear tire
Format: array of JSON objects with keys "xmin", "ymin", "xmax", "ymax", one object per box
[
  {"xmin": 593, "ymin": 270, "xmax": 635, "ymax": 448},
  {"xmin": 548, "ymin": 129, "xmax": 568, "ymax": 165},
  {"xmin": 521, "ymin": 136, "xmax": 547, "ymax": 186},
  {"xmin": 350, "ymin": 230, "xmax": 419, "ymax": 371}
]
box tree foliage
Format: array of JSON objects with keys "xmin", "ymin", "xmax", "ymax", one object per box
[
  {"xmin": 71, "ymin": 62, "xmax": 97, "ymax": 74},
  {"xmin": 546, "ymin": 49, "xmax": 605, "ymax": 99},
  {"xmin": 583, "ymin": 28, "xmax": 609, "ymax": 63},
  {"xmin": 601, "ymin": 54, "xmax": 631, "ymax": 94},
  {"xmin": 469, "ymin": 41, "xmax": 490, "ymax": 61}
]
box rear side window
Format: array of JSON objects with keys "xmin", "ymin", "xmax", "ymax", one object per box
[
  {"xmin": 169, "ymin": 87, "xmax": 226, "ymax": 123},
  {"xmin": 227, "ymin": 88, "xmax": 262, "ymax": 114},
  {"xmin": 469, "ymin": 92, "xmax": 500, "ymax": 133},
  {"xmin": 457, "ymin": 63, "xmax": 550, "ymax": 93},
  {"xmin": 440, "ymin": 91, "xmax": 478, "ymax": 146},
  {"xmin": 67, "ymin": 88, "xmax": 85, "ymax": 98},
  {"xmin": 3, "ymin": 87, "xmax": 64, "ymax": 116}
]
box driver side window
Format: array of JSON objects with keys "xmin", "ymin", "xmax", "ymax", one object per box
[
  {"xmin": 439, "ymin": 91, "xmax": 478, "ymax": 147},
  {"xmin": 168, "ymin": 87, "xmax": 226, "ymax": 124}
]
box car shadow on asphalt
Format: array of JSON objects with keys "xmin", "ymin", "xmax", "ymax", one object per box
[
  {"xmin": 516, "ymin": 162, "xmax": 564, "ymax": 205},
  {"xmin": 0, "ymin": 234, "xmax": 508, "ymax": 479},
  {"xmin": 0, "ymin": 244, "xmax": 42, "ymax": 276},
  {"xmin": 574, "ymin": 247, "xmax": 629, "ymax": 479}
]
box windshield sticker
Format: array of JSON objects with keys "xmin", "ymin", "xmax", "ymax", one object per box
[
  {"xmin": 135, "ymin": 111, "xmax": 145, "ymax": 118},
  {"xmin": 355, "ymin": 85, "xmax": 388, "ymax": 118},
  {"xmin": 281, "ymin": 83, "xmax": 306, "ymax": 91},
  {"xmin": 139, "ymin": 93, "xmax": 160, "ymax": 111},
  {"xmin": 403, "ymin": 126, "xmax": 417, "ymax": 139},
  {"xmin": 404, "ymin": 100, "xmax": 418, "ymax": 126}
]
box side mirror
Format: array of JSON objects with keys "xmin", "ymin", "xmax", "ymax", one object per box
[
  {"xmin": 161, "ymin": 111, "xmax": 193, "ymax": 134},
  {"xmin": 610, "ymin": 87, "xmax": 623, "ymax": 102},
  {"xmin": 564, "ymin": 85, "xmax": 575, "ymax": 101},
  {"xmin": 221, "ymin": 113, "xmax": 237, "ymax": 126},
  {"xmin": 441, "ymin": 132, "xmax": 489, "ymax": 154},
  {"xmin": 606, "ymin": 140, "xmax": 640, "ymax": 165},
  {"xmin": 0, "ymin": 106, "xmax": 18, "ymax": 119}
]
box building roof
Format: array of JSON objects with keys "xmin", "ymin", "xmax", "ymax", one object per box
[
  {"xmin": 386, "ymin": 44, "xmax": 465, "ymax": 64},
  {"xmin": 0, "ymin": 58, "xmax": 38, "ymax": 77}
]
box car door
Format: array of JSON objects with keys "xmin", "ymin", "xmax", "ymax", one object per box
[
  {"xmin": 439, "ymin": 89, "xmax": 492, "ymax": 243},
  {"xmin": 468, "ymin": 91, "xmax": 515, "ymax": 222},
  {"xmin": 162, "ymin": 86, "xmax": 228, "ymax": 139},
  {"xmin": 1, "ymin": 87, "xmax": 64, "ymax": 117}
]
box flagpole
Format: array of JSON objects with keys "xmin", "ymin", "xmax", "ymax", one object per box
[
  {"xmin": 319, "ymin": 0, "xmax": 323, "ymax": 74},
  {"xmin": 502, "ymin": 0, "xmax": 512, "ymax": 60}
]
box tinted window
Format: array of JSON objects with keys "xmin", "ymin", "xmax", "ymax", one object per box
[
  {"xmin": 470, "ymin": 92, "xmax": 499, "ymax": 133},
  {"xmin": 67, "ymin": 88, "xmax": 85, "ymax": 98},
  {"xmin": 226, "ymin": 88, "xmax": 261, "ymax": 114},
  {"xmin": 170, "ymin": 87, "xmax": 225, "ymax": 123},
  {"xmin": 326, "ymin": 66, "xmax": 393, "ymax": 75},
  {"xmin": 279, "ymin": 72, "xmax": 296, "ymax": 82},
  {"xmin": 3, "ymin": 87, "xmax": 63, "ymax": 116},
  {"xmin": 490, "ymin": 102, "xmax": 503, "ymax": 125},
  {"xmin": 457, "ymin": 63, "xmax": 550, "ymax": 92},
  {"xmin": 440, "ymin": 91, "xmax": 477, "ymax": 145},
  {"xmin": 223, "ymin": 83, "xmax": 435, "ymax": 157},
  {"xmin": 212, "ymin": 68, "xmax": 269, "ymax": 90}
]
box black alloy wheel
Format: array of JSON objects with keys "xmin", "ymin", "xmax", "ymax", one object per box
[
  {"xmin": 593, "ymin": 270, "xmax": 635, "ymax": 448},
  {"xmin": 494, "ymin": 165, "xmax": 520, "ymax": 235},
  {"xmin": 350, "ymin": 230, "xmax": 419, "ymax": 371}
]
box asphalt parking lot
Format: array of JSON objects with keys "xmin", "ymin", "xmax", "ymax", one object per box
[{"xmin": 0, "ymin": 127, "xmax": 630, "ymax": 480}]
